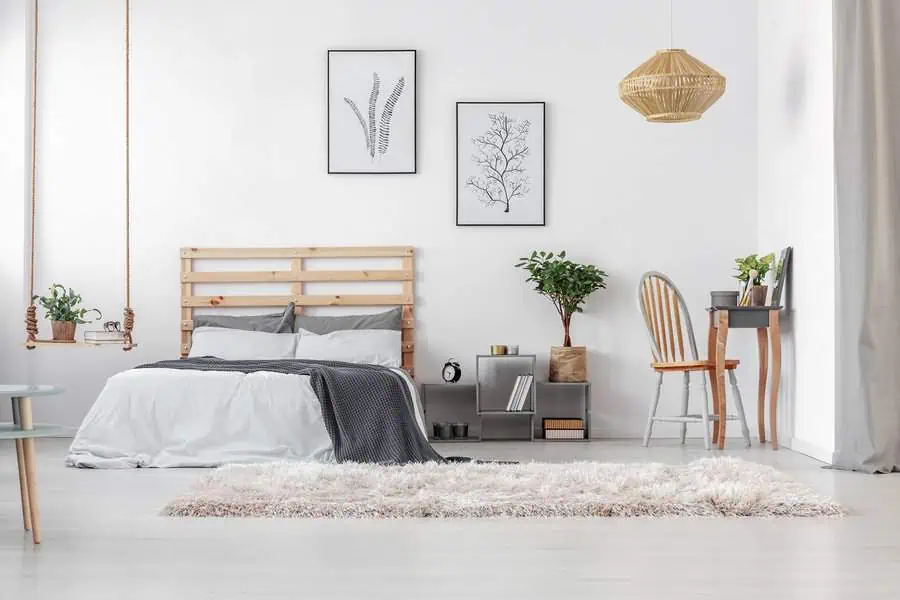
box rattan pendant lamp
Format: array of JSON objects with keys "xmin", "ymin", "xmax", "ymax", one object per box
[{"xmin": 618, "ymin": 0, "xmax": 726, "ymax": 123}]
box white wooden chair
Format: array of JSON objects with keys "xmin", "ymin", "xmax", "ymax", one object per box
[{"xmin": 637, "ymin": 272, "xmax": 751, "ymax": 450}]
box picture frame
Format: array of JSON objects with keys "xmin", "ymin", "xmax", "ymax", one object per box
[
  {"xmin": 456, "ymin": 101, "xmax": 546, "ymax": 226},
  {"xmin": 327, "ymin": 49, "xmax": 416, "ymax": 174},
  {"xmin": 771, "ymin": 246, "xmax": 793, "ymax": 307}
]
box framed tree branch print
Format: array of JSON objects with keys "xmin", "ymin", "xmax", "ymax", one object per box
[
  {"xmin": 328, "ymin": 50, "xmax": 416, "ymax": 174},
  {"xmin": 456, "ymin": 101, "xmax": 545, "ymax": 226}
]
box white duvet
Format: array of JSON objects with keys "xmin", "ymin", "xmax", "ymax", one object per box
[{"xmin": 66, "ymin": 367, "xmax": 426, "ymax": 469}]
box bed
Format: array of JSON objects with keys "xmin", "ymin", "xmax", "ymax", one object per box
[{"xmin": 66, "ymin": 246, "xmax": 434, "ymax": 468}]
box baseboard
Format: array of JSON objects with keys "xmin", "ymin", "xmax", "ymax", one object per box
[{"xmin": 783, "ymin": 437, "xmax": 834, "ymax": 464}]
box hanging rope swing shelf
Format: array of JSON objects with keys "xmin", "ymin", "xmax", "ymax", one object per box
[{"xmin": 24, "ymin": 0, "xmax": 136, "ymax": 351}]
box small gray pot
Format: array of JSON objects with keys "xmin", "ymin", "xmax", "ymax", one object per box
[
  {"xmin": 452, "ymin": 423, "xmax": 469, "ymax": 438},
  {"xmin": 437, "ymin": 422, "xmax": 453, "ymax": 440},
  {"xmin": 710, "ymin": 290, "xmax": 739, "ymax": 307}
]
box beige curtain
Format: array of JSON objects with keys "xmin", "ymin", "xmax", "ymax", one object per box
[{"xmin": 833, "ymin": 0, "xmax": 900, "ymax": 472}]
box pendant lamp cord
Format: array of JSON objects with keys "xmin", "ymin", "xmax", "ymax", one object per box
[
  {"xmin": 122, "ymin": 0, "xmax": 135, "ymax": 351},
  {"xmin": 669, "ymin": 0, "xmax": 674, "ymax": 49},
  {"xmin": 25, "ymin": 0, "xmax": 39, "ymax": 349}
]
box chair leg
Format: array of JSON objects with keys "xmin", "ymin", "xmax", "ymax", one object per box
[
  {"xmin": 728, "ymin": 370, "xmax": 752, "ymax": 448},
  {"xmin": 698, "ymin": 369, "xmax": 712, "ymax": 451},
  {"xmin": 642, "ymin": 372, "xmax": 664, "ymax": 447},
  {"xmin": 679, "ymin": 372, "xmax": 689, "ymax": 444}
]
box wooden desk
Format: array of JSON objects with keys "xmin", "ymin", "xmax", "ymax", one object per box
[{"xmin": 707, "ymin": 308, "xmax": 782, "ymax": 450}]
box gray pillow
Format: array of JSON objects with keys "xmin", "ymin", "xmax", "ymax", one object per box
[
  {"xmin": 293, "ymin": 307, "xmax": 402, "ymax": 334},
  {"xmin": 194, "ymin": 303, "xmax": 295, "ymax": 333}
]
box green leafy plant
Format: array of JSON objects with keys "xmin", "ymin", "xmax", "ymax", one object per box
[
  {"xmin": 515, "ymin": 251, "xmax": 608, "ymax": 347},
  {"xmin": 734, "ymin": 253, "xmax": 775, "ymax": 285},
  {"xmin": 32, "ymin": 284, "xmax": 102, "ymax": 324}
]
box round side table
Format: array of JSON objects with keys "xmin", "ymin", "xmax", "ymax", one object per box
[{"xmin": 0, "ymin": 385, "xmax": 66, "ymax": 544}]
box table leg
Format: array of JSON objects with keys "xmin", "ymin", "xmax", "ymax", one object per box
[
  {"xmin": 715, "ymin": 311, "xmax": 729, "ymax": 449},
  {"xmin": 707, "ymin": 316, "xmax": 721, "ymax": 444},
  {"xmin": 12, "ymin": 398, "xmax": 32, "ymax": 531},
  {"xmin": 757, "ymin": 328, "xmax": 769, "ymax": 444},
  {"xmin": 18, "ymin": 396, "xmax": 41, "ymax": 544},
  {"xmin": 769, "ymin": 311, "xmax": 782, "ymax": 450}
]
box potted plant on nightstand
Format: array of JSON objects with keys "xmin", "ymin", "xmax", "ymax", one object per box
[
  {"xmin": 515, "ymin": 251, "xmax": 607, "ymax": 382},
  {"xmin": 33, "ymin": 284, "xmax": 102, "ymax": 342},
  {"xmin": 734, "ymin": 253, "xmax": 775, "ymax": 306}
]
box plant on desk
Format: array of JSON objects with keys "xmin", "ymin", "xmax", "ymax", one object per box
[
  {"xmin": 33, "ymin": 284, "xmax": 102, "ymax": 342},
  {"xmin": 734, "ymin": 253, "xmax": 775, "ymax": 307},
  {"xmin": 515, "ymin": 250, "xmax": 607, "ymax": 382}
]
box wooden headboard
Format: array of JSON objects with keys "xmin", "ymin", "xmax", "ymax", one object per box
[{"xmin": 179, "ymin": 246, "xmax": 415, "ymax": 377}]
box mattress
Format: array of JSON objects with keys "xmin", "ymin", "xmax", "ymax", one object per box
[{"xmin": 66, "ymin": 366, "xmax": 425, "ymax": 468}]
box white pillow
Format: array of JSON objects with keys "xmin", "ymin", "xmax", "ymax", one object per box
[
  {"xmin": 294, "ymin": 328, "xmax": 401, "ymax": 367},
  {"xmin": 188, "ymin": 327, "xmax": 297, "ymax": 360}
]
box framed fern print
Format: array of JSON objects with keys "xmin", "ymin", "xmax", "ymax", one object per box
[
  {"xmin": 328, "ymin": 50, "xmax": 416, "ymax": 174},
  {"xmin": 456, "ymin": 102, "xmax": 545, "ymax": 226}
]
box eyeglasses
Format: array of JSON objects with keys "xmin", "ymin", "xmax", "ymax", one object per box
[{"xmin": 103, "ymin": 320, "xmax": 121, "ymax": 333}]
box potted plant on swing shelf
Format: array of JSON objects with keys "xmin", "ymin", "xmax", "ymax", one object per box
[
  {"xmin": 33, "ymin": 284, "xmax": 102, "ymax": 343},
  {"xmin": 515, "ymin": 251, "xmax": 608, "ymax": 382}
]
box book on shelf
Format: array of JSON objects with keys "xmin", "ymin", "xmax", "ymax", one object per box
[
  {"xmin": 516, "ymin": 375, "xmax": 534, "ymax": 411},
  {"xmin": 83, "ymin": 330, "xmax": 125, "ymax": 344},
  {"xmin": 504, "ymin": 375, "xmax": 535, "ymax": 411},
  {"xmin": 506, "ymin": 376, "xmax": 524, "ymax": 411},
  {"xmin": 545, "ymin": 428, "xmax": 584, "ymax": 440}
]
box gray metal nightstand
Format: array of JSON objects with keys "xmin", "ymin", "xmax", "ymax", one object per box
[
  {"xmin": 421, "ymin": 383, "xmax": 480, "ymax": 442},
  {"xmin": 535, "ymin": 382, "xmax": 591, "ymax": 440},
  {"xmin": 421, "ymin": 357, "xmax": 593, "ymax": 442},
  {"xmin": 476, "ymin": 354, "xmax": 537, "ymax": 441}
]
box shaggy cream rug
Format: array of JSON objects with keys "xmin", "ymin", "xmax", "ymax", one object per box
[{"xmin": 163, "ymin": 457, "xmax": 845, "ymax": 518}]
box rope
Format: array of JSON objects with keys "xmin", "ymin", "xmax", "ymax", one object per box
[
  {"xmin": 122, "ymin": 307, "xmax": 134, "ymax": 349},
  {"xmin": 122, "ymin": 0, "xmax": 135, "ymax": 351},
  {"xmin": 25, "ymin": 0, "xmax": 39, "ymax": 348}
]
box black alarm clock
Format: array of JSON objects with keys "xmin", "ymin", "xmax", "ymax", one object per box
[{"xmin": 441, "ymin": 358, "xmax": 462, "ymax": 383}]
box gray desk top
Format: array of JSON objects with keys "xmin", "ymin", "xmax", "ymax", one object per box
[{"xmin": 0, "ymin": 384, "xmax": 64, "ymax": 398}]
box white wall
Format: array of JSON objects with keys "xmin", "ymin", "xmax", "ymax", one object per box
[
  {"xmin": 0, "ymin": 0, "xmax": 760, "ymax": 437},
  {"xmin": 0, "ymin": 0, "xmax": 27, "ymax": 422},
  {"xmin": 757, "ymin": 0, "xmax": 835, "ymax": 461}
]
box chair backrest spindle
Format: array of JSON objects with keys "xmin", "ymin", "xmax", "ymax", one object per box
[{"xmin": 637, "ymin": 272, "xmax": 700, "ymax": 364}]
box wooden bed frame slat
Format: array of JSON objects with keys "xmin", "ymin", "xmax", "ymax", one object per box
[
  {"xmin": 182, "ymin": 294, "xmax": 412, "ymax": 308},
  {"xmin": 181, "ymin": 246, "xmax": 414, "ymax": 259},
  {"xmin": 179, "ymin": 246, "xmax": 416, "ymax": 377},
  {"xmin": 182, "ymin": 269, "xmax": 413, "ymax": 283}
]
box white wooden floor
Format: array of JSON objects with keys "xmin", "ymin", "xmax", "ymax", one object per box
[{"xmin": 2, "ymin": 438, "xmax": 899, "ymax": 599}]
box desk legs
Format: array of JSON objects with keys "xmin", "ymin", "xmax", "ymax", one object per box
[
  {"xmin": 769, "ymin": 311, "xmax": 782, "ymax": 450},
  {"xmin": 756, "ymin": 328, "xmax": 769, "ymax": 443},
  {"xmin": 11, "ymin": 399, "xmax": 32, "ymax": 532},
  {"xmin": 715, "ymin": 311, "xmax": 729, "ymax": 449},
  {"xmin": 14, "ymin": 396, "xmax": 41, "ymax": 544}
]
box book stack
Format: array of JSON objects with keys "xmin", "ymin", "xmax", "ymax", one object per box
[
  {"xmin": 505, "ymin": 374, "xmax": 534, "ymax": 411},
  {"xmin": 83, "ymin": 330, "xmax": 125, "ymax": 344},
  {"xmin": 543, "ymin": 418, "xmax": 585, "ymax": 440}
]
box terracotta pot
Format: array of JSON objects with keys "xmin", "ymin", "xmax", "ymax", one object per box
[
  {"xmin": 50, "ymin": 320, "xmax": 76, "ymax": 342},
  {"xmin": 750, "ymin": 285, "xmax": 768, "ymax": 307},
  {"xmin": 549, "ymin": 346, "xmax": 587, "ymax": 382}
]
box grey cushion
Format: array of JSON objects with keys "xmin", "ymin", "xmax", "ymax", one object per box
[
  {"xmin": 194, "ymin": 303, "xmax": 295, "ymax": 333},
  {"xmin": 293, "ymin": 307, "xmax": 402, "ymax": 334}
]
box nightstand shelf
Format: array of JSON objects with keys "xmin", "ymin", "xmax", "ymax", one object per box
[{"xmin": 420, "ymin": 356, "xmax": 592, "ymax": 442}]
